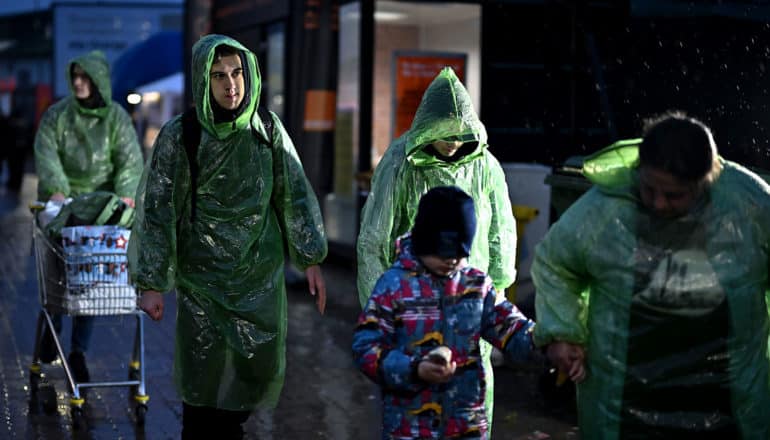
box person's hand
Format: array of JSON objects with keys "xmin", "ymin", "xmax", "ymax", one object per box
[
  {"xmin": 49, "ymin": 193, "xmax": 66, "ymax": 202},
  {"xmin": 418, "ymin": 359, "xmax": 457, "ymax": 384},
  {"xmin": 546, "ymin": 341, "xmax": 587, "ymax": 383},
  {"xmin": 305, "ymin": 265, "xmax": 326, "ymax": 315},
  {"xmin": 121, "ymin": 197, "xmax": 135, "ymax": 208},
  {"xmin": 139, "ymin": 290, "xmax": 164, "ymax": 321}
]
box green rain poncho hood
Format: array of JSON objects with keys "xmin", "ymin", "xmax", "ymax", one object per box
[
  {"xmin": 34, "ymin": 50, "xmax": 143, "ymax": 200},
  {"xmin": 128, "ymin": 34, "xmax": 327, "ymax": 411},
  {"xmin": 532, "ymin": 141, "xmax": 770, "ymax": 438},
  {"xmin": 189, "ymin": 35, "xmax": 268, "ymax": 141},
  {"xmin": 357, "ymin": 67, "xmax": 516, "ymax": 306},
  {"xmin": 403, "ymin": 68, "xmax": 486, "ymax": 167}
]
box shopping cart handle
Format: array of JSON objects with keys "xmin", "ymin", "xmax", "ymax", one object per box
[{"xmin": 29, "ymin": 201, "xmax": 46, "ymax": 212}]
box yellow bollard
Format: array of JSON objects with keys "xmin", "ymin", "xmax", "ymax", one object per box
[{"xmin": 505, "ymin": 205, "xmax": 539, "ymax": 303}]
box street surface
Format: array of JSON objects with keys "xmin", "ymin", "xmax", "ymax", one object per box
[{"xmin": 0, "ymin": 170, "xmax": 578, "ymax": 439}]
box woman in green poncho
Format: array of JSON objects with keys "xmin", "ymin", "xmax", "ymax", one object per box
[
  {"xmin": 534, "ymin": 112, "xmax": 770, "ymax": 439},
  {"xmin": 356, "ymin": 67, "xmax": 518, "ymax": 431},
  {"xmin": 33, "ymin": 49, "xmax": 143, "ymax": 383},
  {"xmin": 129, "ymin": 35, "xmax": 327, "ymax": 439}
]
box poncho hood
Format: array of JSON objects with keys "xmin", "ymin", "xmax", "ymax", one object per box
[
  {"xmin": 403, "ymin": 67, "xmax": 487, "ymax": 167},
  {"xmin": 67, "ymin": 50, "xmax": 112, "ymax": 117},
  {"xmin": 191, "ymin": 34, "xmax": 268, "ymax": 141},
  {"xmin": 582, "ymin": 138, "xmax": 642, "ymax": 188}
]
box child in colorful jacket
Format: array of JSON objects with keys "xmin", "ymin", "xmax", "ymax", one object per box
[{"xmin": 353, "ymin": 186, "xmax": 536, "ymax": 439}]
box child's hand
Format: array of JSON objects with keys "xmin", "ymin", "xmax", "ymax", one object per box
[
  {"xmin": 418, "ymin": 359, "xmax": 457, "ymax": 384},
  {"xmin": 546, "ymin": 341, "xmax": 586, "ymax": 383}
]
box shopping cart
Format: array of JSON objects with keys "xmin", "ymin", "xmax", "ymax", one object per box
[{"xmin": 28, "ymin": 203, "xmax": 149, "ymax": 429}]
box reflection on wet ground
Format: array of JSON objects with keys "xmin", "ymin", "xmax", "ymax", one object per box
[{"xmin": 0, "ymin": 174, "xmax": 577, "ymax": 439}]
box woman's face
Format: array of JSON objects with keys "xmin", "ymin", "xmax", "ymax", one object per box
[
  {"xmin": 638, "ymin": 166, "xmax": 702, "ymax": 219},
  {"xmin": 432, "ymin": 140, "xmax": 464, "ymax": 157}
]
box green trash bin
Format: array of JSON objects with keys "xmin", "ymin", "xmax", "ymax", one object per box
[{"xmin": 545, "ymin": 156, "xmax": 592, "ymax": 220}]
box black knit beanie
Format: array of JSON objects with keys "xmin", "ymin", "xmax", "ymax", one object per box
[{"xmin": 412, "ymin": 186, "xmax": 476, "ymax": 258}]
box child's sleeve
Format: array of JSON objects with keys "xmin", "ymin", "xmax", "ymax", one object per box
[
  {"xmin": 480, "ymin": 281, "xmax": 536, "ymax": 362},
  {"xmin": 352, "ymin": 280, "xmax": 424, "ymax": 393}
]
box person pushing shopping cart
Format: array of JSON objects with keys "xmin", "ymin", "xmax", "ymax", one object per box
[{"xmin": 29, "ymin": 49, "xmax": 144, "ymax": 429}]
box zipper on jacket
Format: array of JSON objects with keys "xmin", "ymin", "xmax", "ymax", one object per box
[{"xmin": 439, "ymin": 284, "xmax": 449, "ymax": 436}]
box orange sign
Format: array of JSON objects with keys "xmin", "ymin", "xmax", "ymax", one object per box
[
  {"xmin": 303, "ymin": 89, "xmax": 336, "ymax": 131},
  {"xmin": 393, "ymin": 53, "xmax": 466, "ymax": 138}
]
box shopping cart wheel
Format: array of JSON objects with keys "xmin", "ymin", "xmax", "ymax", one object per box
[
  {"xmin": 29, "ymin": 366, "xmax": 42, "ymax": 392},
  {"xmin": 29, "ymin": 379, "xmax": 57, "ymax": 415},
  {"xmin": 135, "ymin": 404, "xmax": 148, "ymax": 426},
  {"xmin": 39, "ymin": 382, "xmax": 58, "ymax": 415},
  {"xmin": 71, "ymin": 406, "xmax": 84, "ymax": 430}
]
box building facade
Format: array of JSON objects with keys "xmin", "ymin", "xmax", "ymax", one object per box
[{"xmin": 187, "ymin": 0, "xmax": 770, "ymax": 253}]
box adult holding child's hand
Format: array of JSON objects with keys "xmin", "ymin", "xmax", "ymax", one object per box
[
  {"xmin": 532, "ymin": 112, "xmax": 770, "ymax": 438},
  {"xmin": 546, "ymin": 341, "xmax": 586, "ymax": 383}
]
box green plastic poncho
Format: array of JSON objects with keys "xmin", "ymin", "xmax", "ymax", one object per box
[
  {"xmin": 34, "ymin": 50, "xmax": 143, "ymax": 201},
  {"xmin": 357, "ymin": 67, "xmax": 517, "ymax": 305},
  {"xmin": 356, "ymin": 66, "xmax": 517, "ymax": 430},
  {"xmin": 128, "ymin": 34, "xmax": 327, "ymax": 411},
  {"xmin": 532, "ymin": 141, "xmax": 770, "ymax": 438}
]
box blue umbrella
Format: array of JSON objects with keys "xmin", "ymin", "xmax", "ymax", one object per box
[{"xmin": 111, "ymin": 30, "xmax": 183, "ymax": 107}]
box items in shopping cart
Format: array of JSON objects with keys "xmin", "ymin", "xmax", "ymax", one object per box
[{"xmin": 45, "ymin": 225, "xmax": 136, "ymax": 315}]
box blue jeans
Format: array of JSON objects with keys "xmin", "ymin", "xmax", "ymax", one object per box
[{"xmin": 50, "ymin": 314, "xmax": 94, "ymax": 354}]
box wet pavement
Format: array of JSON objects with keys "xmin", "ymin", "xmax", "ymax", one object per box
[{"xmin": 0, "ymin": 169, "xmax": 578, "ymax": 439}]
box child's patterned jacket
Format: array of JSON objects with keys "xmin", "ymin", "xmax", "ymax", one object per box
[{"xmin": 353, "ymin": 234, "xmax": 536, "ymax": 439}]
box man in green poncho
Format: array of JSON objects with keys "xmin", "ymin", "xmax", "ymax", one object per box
[
  {"xmin": 356, "ymin": 66, "xmax": 518, "ymax": 431},
  {"xmin": 534, "ymin": 112, "xmax": 770, "ymax": 439},
  {"xmin": 128, "ymin": 35, "xmax": 327, "ymax": 439},
  {"xmin": 33, "ymin": 50, "xmax": 143, "ymax": 382}
]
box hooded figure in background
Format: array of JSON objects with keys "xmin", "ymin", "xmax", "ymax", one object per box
[
  {"xmin": 35, "ymin": 50, "xmax": 143, "ymax": 204},
  {"xmin": 356, "ymin": 67, "xmax": 517, "ymax": 431},
  {"xmin": 128, "ymin": 34, "xmax": 327, "ymax": 439},
  {"xmin": 533, "ymin": 112, "xmax": 770, "ymax": 439},
  {"xmin": 33, "ymin": 50, "xmax": 143, "ymax": 383}
]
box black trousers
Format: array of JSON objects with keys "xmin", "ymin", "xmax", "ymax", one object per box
[
  {"xmin": 1, "ymin": 147, "xmax": 25, "ymax": 191},
  {"xmin": 182, "ymin": 402, "xmax": 252, "ymax": 440}
]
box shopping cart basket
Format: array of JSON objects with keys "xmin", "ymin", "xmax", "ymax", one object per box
[{"xmin": 28, "ymin": 203, "xmax": 149, "ymax": 429}]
